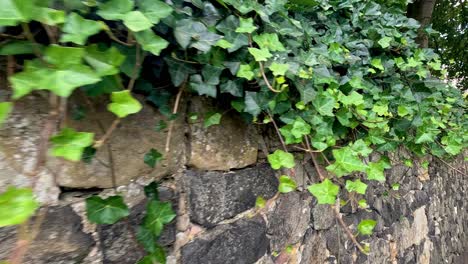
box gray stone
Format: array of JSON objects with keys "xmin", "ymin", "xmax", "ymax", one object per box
[
  {"xmin": 185, "ymin": 164, "xmax": 278, "ymax": 227},
  {"xmin": 181, "ymin": 216, "xmax": 268, "ymax": 264},
  {"xmin": 188, "ymin": 97, "xmax": 258, "ymax": 171},
  {"xmin": 312, "ymin": 204, "xmax": 336, "ymax": 230},
  {"xmin": 0, "ymin": 93, "xmax": 186, "ymax": 190},
  {"xmin": 268, "ymin": 192, "xmax": 311, "ymax": 252},
  {"xmin": 0, "ymin": 206, "xmax": 94, "ymax": 264},
  {"xmin": 300, "ymin": 229, "xmax": 330, "ymax": 264},
  {"xmin": 100, "ymin": 187, "xmax": 177, "ymax": 264}
]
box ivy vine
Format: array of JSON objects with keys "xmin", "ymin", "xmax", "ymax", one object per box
[{"xmin": 0, "ymin": 0, "xmax": 466, "ymax": 263}]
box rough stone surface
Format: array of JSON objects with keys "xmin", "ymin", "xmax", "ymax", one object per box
[
  {"xmin": 0, "ymin": 93, "xmax": 186, "ymax": 190},
  {"xmin": 99, "ymin": 187, "xmax": 177, "ymax": 264},
  {"xmin": 185, "ymin": 163, "xmax": 278, "ymax": 227},
  {"xmin": 0, "ymin": 206, "xmax": 94, "ymax": 263},
  {"xmin": 181, "ymin": 216, "xmax": 268, "ymax": 264},
  {"xmin": 300, "ymin": 229, "xmax": 330, "ymax": 264},
  {"xmin": 268, "ymin": 191, "xmax": 311, "ymax": 252},
  {"xmin": 188, "ymin": 97, "xmax": 258, "ymax": 171}
]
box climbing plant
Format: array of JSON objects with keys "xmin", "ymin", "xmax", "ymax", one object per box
[{"xmin": 0, "ymin": 0, "xmax": 466, "ymax": 262}]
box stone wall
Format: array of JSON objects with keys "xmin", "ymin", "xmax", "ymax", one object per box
[{"xmin": 0, "ymin": 94, "xmax": 467, "ymax": 264}]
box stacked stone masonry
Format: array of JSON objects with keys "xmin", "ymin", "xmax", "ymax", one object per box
[{"xmin": 0, "ymin": 94, "xmax": 466, "ymax": 264}]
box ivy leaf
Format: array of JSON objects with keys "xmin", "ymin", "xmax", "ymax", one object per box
[
  {"xmin": 202, "ymin": 65, "xmax": 223, "ymax": 85},
  {"xmin": 237, "ymin": 64, "xmax": 255, "ymax": 80},
  {"xmin": 107, "ymin": 90, "xmax": 143, "ymax": 118},
  {"xmin": 267, "ymin": 150, "xmax": 295, "ymax": 170},
  {"xmin": 278, "ymin": 175, "xmax": 297, "ymax": 193},
  {"xmin": 216, "ymin": 39, "xmax": 234, "ymax": 49},
  {"xmin": 366, "ymin": 159, "xmax": 391, "ymax": 181},
  {"xmin": 204, "ymin": 112, "xmax": 222, "ymax": 128},
  {"xmin": 144, "ymin": 182, "xmax": 160, "ymax": 201},
  {"xmin": 235, "ymin": 17, "xmax": 257, "ymax": 33},
  {"xmin": 144, "ymin": 149, "xmax": 163, "ymax": 168},
  {"xmin": 138, "ymin": 0, "xmax": 173, "ymax": 24},
  {"xmin": 0, "ymin": 187, "xmax": 39, "ymax": 227},
  {"xmin": 84, "ymin": 45, "xmax": 126, "ymax": 76},
  {"xmin": 253, "ymin": 33, "xmax": 285, "ymax": 51},
  {"xmin": 326, "ymin": 147, "xmax": 366, "ymax": 177},
  {"xmin": 357, "ymin": 219, "xmax": 377, "ymax": 236},
  {"xmin": 123, "ymin": 11, "xmax": 153, "ymax": 32},
  {"xmin": 350, "ymin": 139, "xmax": 373, "ymax": 157},
  {"xmin": 60, "ymin": 13, "xmax": 104, "ymax": 45},
  {"xmin": 134, "ymin": 30, "xmax": 169, "ymax": 56},
  {"xmin": 97, "ymin": 0, "xmax": 134, "ymax": 20},
  {"xmin": 220, "ymin": 79, "xmax": 243, "ymax": 97},
  {"xmin": 0, "ymin": 40, "xmax": 42, "ymax": 55},
  {"xmin": 50, "ymin": 128, "xmax": 94, "ymax": 161},
  {"xmin": 345, "ymin": 179, "xmax": 368, "ymax": 194},
  {"xmin": 378, "ymin": 36, "xmax": 392, "ymax": 48},
  {"xmin": 441, "ymin": 134, "xmax": 463, "ymax": 155},
  {"xmin": 371, "ymin": 58, "xmax": 384, "ymax": 71},
  {"xmin": 313, "ymin": 92, "xmax": 336, "ymax": 117},
  {"xmin": 137, "ymin": 249, "xmax": 166, "ymax": 264},
  {"xmin": 248, "ymin": 48, "xmax": 272, "ymax": 62},
  {"xmin": 143, "ymin": 200, "xmax": 176, "ymax": 236},
  {"xmin": 154, "ymin": 120, "xmax": 167, "ymax": 131},
  {"xmin": 44, "ymin": 45, "xmax": 85, "ymax": 68},
  {"xmin": 0, "ymin": 102, "xmax": 13, "ymax": 126},
  {"xmin": 0, "ymin": 0, "xmax": 35, "ymax": 26},
  {"xmin": 164, "ymin": 58, "xmax": 196, "ymax": 87},
  {"xmin": 307, "ymin": 179, "xmax": 340, "ymax": 205},
  {"xmin": 291, "ymin": 117, "xmax": 311, "ymax": 138},
  {"xmin": 255, "ymin": 196, "xmax": 266, "ymax": 208},
  {"xmin": 244, "ymin": 92, "xmax": 261, "ymax": 116},
  {"xmin": 86, "ymin": 195, "xmax": 129, "ymax": 224},
  {"xmin": 190, "ymin": 74, "xmax": 217, "ymax": 98},
  {"xmin": 269, "ymin": 62, "xmax": 289, "ymax": 76},
  {"xmin": 339, "ymin": 91, "xmax": 364, "ymax": 106},
  {"xmin": 174, "ymin": 20, "xmax": 222, "ymax": 52}
]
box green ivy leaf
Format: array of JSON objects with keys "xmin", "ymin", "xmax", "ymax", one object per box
[
  {"xmin": 255, "ymin": 196, "xmax": 266, "ymax": 208},
  {"xmin": 60, "ymin": 13, "xmax": 104, "ymax": 45},
  {"xmin": 44, "ymin": 45, "xmax": 85, "ymax": 68},
  {"xmin": 144, "ymin": 182, "xmax": 160, "ymax": 201},
  {"xmin": 107, "ymin": 90, "xmax": 143, "ymax": 118},
  {"xmin": 134, "ymin": 30, "xmax": 169, "ymax": 56},
  {"xmin": 50, "ymin": 128, "xmax": 94, "ymax": 161},
  {"xmin": 84, "ymin": 45, "xmax": 125, "ymax": 76},
  {"xmin": 253, "ymin": 33, "xmax": 286, "ymax": 51},
  {"xmin": 235, "ymin": 17, "xmax": 257, "ymax": 33},
  {"xmin": 137, "ymin": 0, "xmax": 173, "ymax": 24},
  {"xmin": 345, "ymin": 179, "xmax": 368, "ymax": 194},
  {"xmin": 269, "ymin": 62, "xmax": 289, "ymax": 76},
  {"xmin": 366, "ymin": 158, "xmax": 391, "ymax": 181},
  {"xmin": 237, "ymin": 64, "xmax": 255, "ymax": 80},
  {"xmin": 0, "ymin": 102, "xmax": 13, "ymax": 127},
  {"xmin": 144, "ymin": 149, "xmax": 163, "ymax": 168},
  {"xmin": 33, "ymin": 7, "xmax": 65, "ymax": 26},
  {"xmin": 267, "ymin": 150, "xmax": 295, "ymax": 170},
  {"xmin": 307, "ymin": 179, "xmax": 340, "ymax": 205},
  {"xmin": 371, "ymin": 58, "xmax": 384, "ymax": 71},
  {"xmin": 123, "ymin": 11, "xmax": 153, "ymax": 32},
  {"xmin": 137, "ymin": 248, "xmax": 166, "ymax": 264},
  {"xmin": 313, "ymin": 92, "xmax": 336, "ymax": 116},
  {"xmin": 339, "ymin": 91, "xmax": 364, "ymax": 106},
  {"xmin": 244, "ymin": 92, "xmax": 261, "ymax": 116},
  {"xmin": 220, "ymin": 79, "xmax": 243, "ymax": 97},
  {"xmin": 278, "ymin": 175, "xmax": 297, "ymax": 193},
  {"xmin": 164, "ymin": 58, "xmax": 196, "ymax": 87},
  {"xmin": 377, "ymin": 36, "xmax": 392, "ymax": 48},
  {"xmin": 216, "ymin": 39, "xmax": 234, "ymax": 49},
  {"xmin": 326, "ymin": 147, "xmax": 366, "ymax": 177},
  {"xmin": 86, "ymin": 195, "xmax": 129, "ymax": 224},
  {"xmin": 154, "ymin": 120, "xmax": 167, "ymax": 131},
  {"xmin": 0, "ymin": 187, "xmax": 39, "ymax": 227},
  {"xmin": 350, "ymin": 139, "xmax": 373, "ymax": 157},
  {"xmin": 0, "ymin": 41, "xmax": 42, "ymax": 55},
  {"xmin": 97, "ymin": 0, "xmax": 134, "ymax": 20},
  {"xmin": 0, "ymin": 0, "xmax": 35, "ymax": 26},
  {"xmin": 357, "ymin": 219, "xmax": 377, "ymax": 236},
  {"xmin": 143, "ymin": 200, "xmax": 176, "ymax": 236},
  {"xmin": 248, "ymin": 48, "xmax": 272, "ymax": 62},
  {"xmin": 204, "ymin": 112, "xmax": 222, "ymax": 128},
  {"xmin": 190, "ymin": 74, "xmax": 217, "ymax": 98}
]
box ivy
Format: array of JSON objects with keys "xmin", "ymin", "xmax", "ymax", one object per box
[
  {"xmin": 0, "ymin": 187, "xmax": 39, "ymax": 227},
  {"xmin": 86, "ymin": 195, "xmax": 130, "ymax": 224}
]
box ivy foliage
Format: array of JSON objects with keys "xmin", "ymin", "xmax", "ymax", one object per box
[{"xmin": 0, "ymin": 0, "xmax": 466, "ymax": 257}]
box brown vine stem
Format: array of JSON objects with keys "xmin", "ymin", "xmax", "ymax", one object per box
[
  {"xmin": 105, "ymin": 28, "xmax": 134, "ymax": 46},
  {"xmin": 266, "ymin": 111, "xmax": 288, "ymax": 152},
  {"xmin": 20, "ymin": 23, "xmax": 47, "ymax": 66},
  {"xmin": 304, "ymin": 136, "xmax": 326, "ymax": 180},
  {"xmin": 165, "ymin": 82, "xmax": 186, "ymax": 153},
  {"xmin": 94, "ymin": 44, "xmax": 143, "ymax": 149},
  {"xmin": 333, "ymin": 198, "xmax": 367, "ymax": 254},
  {"xmin": 259, "ymin": 61, "xmax": 282, "ymax": 93}
]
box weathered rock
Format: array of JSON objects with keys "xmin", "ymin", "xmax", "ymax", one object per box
[
  {"xmin": 268, "ymin": 192, "xmax": 311, "ymax": 252},
  {"xmin": 185, "ymin": 164, "xmax": 278, "ymax": 227},
  {"xmin": 311, "ymin": 204, "xmax": 336, "ymax": 230},
  {"xmin": 181, "ymin": 216, "xmax": 268, "ymax": 264},
  {"xmin": 0, "ymin": 93, "xmax": 186, "ymax": 190},
  {"xmin": 188, "ymin": 97, "xmax": 258, "ymax": 171},
  {"xmin": 300, "ymin": 229, "xmax": 330, "ymax": 264},
  {"xmin": 0, "ymin": 206, "xmax": 94, "ymax": 264},
  {"xmin": 99, "ymin": 187, "xmax": 177, "ymax": 264}
]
